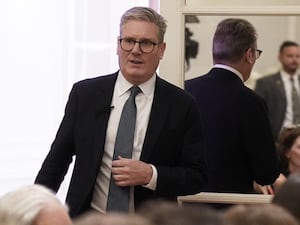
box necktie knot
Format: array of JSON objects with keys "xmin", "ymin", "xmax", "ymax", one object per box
[{"xmin": 130, "ymin": 86, "xmax": 141, "ymax": 98}]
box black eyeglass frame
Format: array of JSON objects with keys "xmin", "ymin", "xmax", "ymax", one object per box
[
  {"xmin": 256, "ymin": 49, "xmax": 263, "ymax": 59},
  {"xmin": 119, "ymin": 38, "xmax": 159, "ymax": 54}
]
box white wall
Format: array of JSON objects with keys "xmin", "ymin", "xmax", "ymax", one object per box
[
  {"xmin": 0, "ymin": 0, "xmax": 67, "ymax": 197},
  {"xmin": 0, "ymin": 0, "xmax": 152, "ymax": 201},
  {"xmin": 184, "ymin": 15, "xmax": 300, "ymax": 89},
  {"xmin": 159, "ymin": 0, "xmax": 300, "ymax": 88}
]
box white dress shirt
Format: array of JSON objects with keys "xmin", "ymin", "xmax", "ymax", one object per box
[
  {"xmin": 214, "ymin": 64, "xmax": 244, "ymax": 82},
  {"xmin": 91, "ymin": 71, "xmax": 157, "ymax": 213}
]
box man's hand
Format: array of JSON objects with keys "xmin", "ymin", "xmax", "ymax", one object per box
[{"xmin": 111, "ymin": 156, "xmax": 153, "ymax": 187}]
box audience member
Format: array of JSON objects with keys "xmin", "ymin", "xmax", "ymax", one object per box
[
  {"xmin": 0, "ymin": 184, "xmax": 72, "ymax": 225},
  {"xmin": 35, "ymin": 6, "xmax": 206, "ymax": 217},
  {"xmin": 263, "ymin": 125, "xmax": 300, "ymax": 193},
  {"xmin": 255, "ymin": 40, "xmax": 300, "ymax": 141},
  {"xmin": 185, "ymin": 18, "xmax": 280, "ymax": 194},
  {"xmin": 73, "ymin": 211, "xmax": 153, "ymax": 225},
  {"xmin": 277, "ymin": 125, "xmax": 300, "ymax": 178},
  {"xmin": 137, "ymin": 200, "xmax": 225, "ymax": 225},
  {"xmin": 223, "ymin": 203, "xmax": 298, "ymax": 225},
  {"xmin": 255, "ymin": 125, "xmax": 300, "ymax": 194},
  {"xmin": 273, "ymin": 173, "xmax": 300, "ymax": 223}
]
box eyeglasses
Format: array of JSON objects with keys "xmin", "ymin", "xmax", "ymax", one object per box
[
  {"xmin": 256, "ymin": 49, "xmax": 263, "ymax": 59},
  {"xmin": 119, "ymin": 38, "xmax": 159, "ymax": 54}
]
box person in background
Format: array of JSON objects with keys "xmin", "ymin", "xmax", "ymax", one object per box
[
  {"xmin": 272, "ymin": 173, "xmax": 300, "ymax": 224},
  {"xmin": 270, "ymin": 125, "xmax": 300, "ymax": 191},
  {"xmin": 0, "ymin": 184, "xmax": 72, "ymax": 225},
  {"xmin": 255, "ymin": 41, "xmax": 300, "ymax": 141},
  {"xmin": 35, "ymin": 6, "xmax": 206, "ymax": 217},
  {"xmin": 185, "ymin": 18, "xmax": 280, "ymax": 194}
]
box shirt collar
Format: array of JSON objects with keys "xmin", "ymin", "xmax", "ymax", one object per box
[
  {"xmin": 280, "ymin": 70, "xmax": 298, "ymax": 82},
  {"xmin": 116, "ymin": 71, "xmax": 156, "ymax": 99},
  {"xmin": 213, "ymin": 64, "xmax": 244, "ymax": 82}
]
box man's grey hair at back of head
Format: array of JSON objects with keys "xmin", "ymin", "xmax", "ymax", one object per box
[{"xmin": 213, "ymin": 18, "xmax": 257, "ymax": 64}]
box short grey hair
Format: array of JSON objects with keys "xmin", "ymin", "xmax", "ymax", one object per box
[
  {"xmin": 120, "ymin": 6, "xmax": 167, "ymax": 43},
  {"xmin": 213, "ymin": 18, "xmax": 257, "ymax": 64}
]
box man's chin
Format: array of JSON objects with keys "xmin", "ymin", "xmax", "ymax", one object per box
[{"xmin": 126, "ymin": 67, "xmax": 144, "ymax": 76}]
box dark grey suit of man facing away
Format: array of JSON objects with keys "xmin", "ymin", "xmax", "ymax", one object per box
[
  {"xmin": 186, "ymin": 68, "xmax": 279, "ymax": 193},
  {"xmin": 185, "ymin": 18, "xmax": 280, "ymax": 194}
]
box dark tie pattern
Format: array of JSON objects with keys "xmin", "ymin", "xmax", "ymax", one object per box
[
  {"xmin": 106, "ymin": 86, "xmax": 141, "ymax": 212},
  {"xmin": 291, "ymin": 77, "xmax": 300, "ymax": 124}
]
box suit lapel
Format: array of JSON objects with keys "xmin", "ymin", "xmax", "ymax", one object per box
[
  {"xmin": 140, "ymin": 77, "xmax": 169, "ymax": 161},
  {"xmin": 92, "ymin": 74, "xmax": 117, "ymax": 161},
  {"xmin": 94, "ymin": 77, "xmax": 116, "ymax": 116}
]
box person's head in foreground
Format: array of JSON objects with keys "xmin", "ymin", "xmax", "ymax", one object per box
[
  {"xmin": 223, "ymin": 203, "xmax": 298, "ymax": 225},
  {"xmin": 0, "ymin": 184, "xmax": 72, "ymax": 225}
]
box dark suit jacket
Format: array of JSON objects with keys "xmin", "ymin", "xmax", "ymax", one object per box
[
  {"xmin": 254, "ymin": 72, "xmax": 287, "ymax": 140},
  {"xmin": 35, "ymin": 72, "xmax": 206, "ymax": 217},
  {"xmin": 185, "ymin": 68, "xmax": 280, "ymax": 193}
]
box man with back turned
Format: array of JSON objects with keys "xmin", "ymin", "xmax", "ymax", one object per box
[{"xmin": 185, "ymin": 18, "xmax": 280, "ymax": 194}]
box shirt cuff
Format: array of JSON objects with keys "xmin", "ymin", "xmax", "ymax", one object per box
[{"xmin": 142, "ymin": 164, "xmax": 157, "ymax": 190}]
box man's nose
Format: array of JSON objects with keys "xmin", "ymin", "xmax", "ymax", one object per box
[{"xmin": 131, "ymin": 42, "xmax": 141, "ymax": 53}]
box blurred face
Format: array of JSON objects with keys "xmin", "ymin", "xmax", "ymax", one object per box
[
  {"xmin": 117, "ymin": 20, "xmax": 166, "ymax": 85},
  {"xmin": 279, "ymin": 46, "xmax": 300, "ymax": 75},
  {"xmin": 287, "ymin": 136, "xmax": 300, "ymax": 170}
]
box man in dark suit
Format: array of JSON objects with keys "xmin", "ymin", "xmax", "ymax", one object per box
[
  {"xmin": 35, "ymin": 7, "xmax": 206, "ymax": 217},
  {"xmin": 255, "ymin": 41, "xmax": 300, "ymax": 141},
  {"xmin": 185, "ymin": 18, "xmax": 280, "ymax": 194}
]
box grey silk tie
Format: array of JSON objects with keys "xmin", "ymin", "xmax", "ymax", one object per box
[
  {"xmin": 106, "ymin": 86, "xmax": 141, "ymax": 212},
  {"xmin": 291, "ymin": 77, "xmax": 300, "ymax": 124}
]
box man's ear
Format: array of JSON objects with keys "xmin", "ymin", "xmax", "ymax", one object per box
[
  {"xmin": 159, "ymin": 42, "xmax": 166, "ymax": 59},
  {"xmin": 245, "ymin": 48, "xmax": 255, "ymax": 64},
  {"xmin": 116, "ymin": 37, "xmax": 120, "ymax": 55}
]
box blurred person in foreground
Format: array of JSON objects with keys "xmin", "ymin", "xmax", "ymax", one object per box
[
  {"xmin": 223, "ymin": 203, "xmax": 298, "ymax": 225},
  {"xmin": 0, "ymin": 184, "xmax": 72, "ymax": 225},
  {"xmin": 35, "ymin": 6, "xmax": 206, "ymax": 217},
  {"xmin": 73, "ymin": 211, "xmax": 153, "ymax": 225},
  {"xmin": 137, "ymin": 200, "xmax": 226, "ymax": 225},
  {"xmin": 272, "ymin": 173, "xmax": 300, "ymax": 223},
  {"xmin": 185, "ymin": 18, "xmax": 280, "ymax": 194}
]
